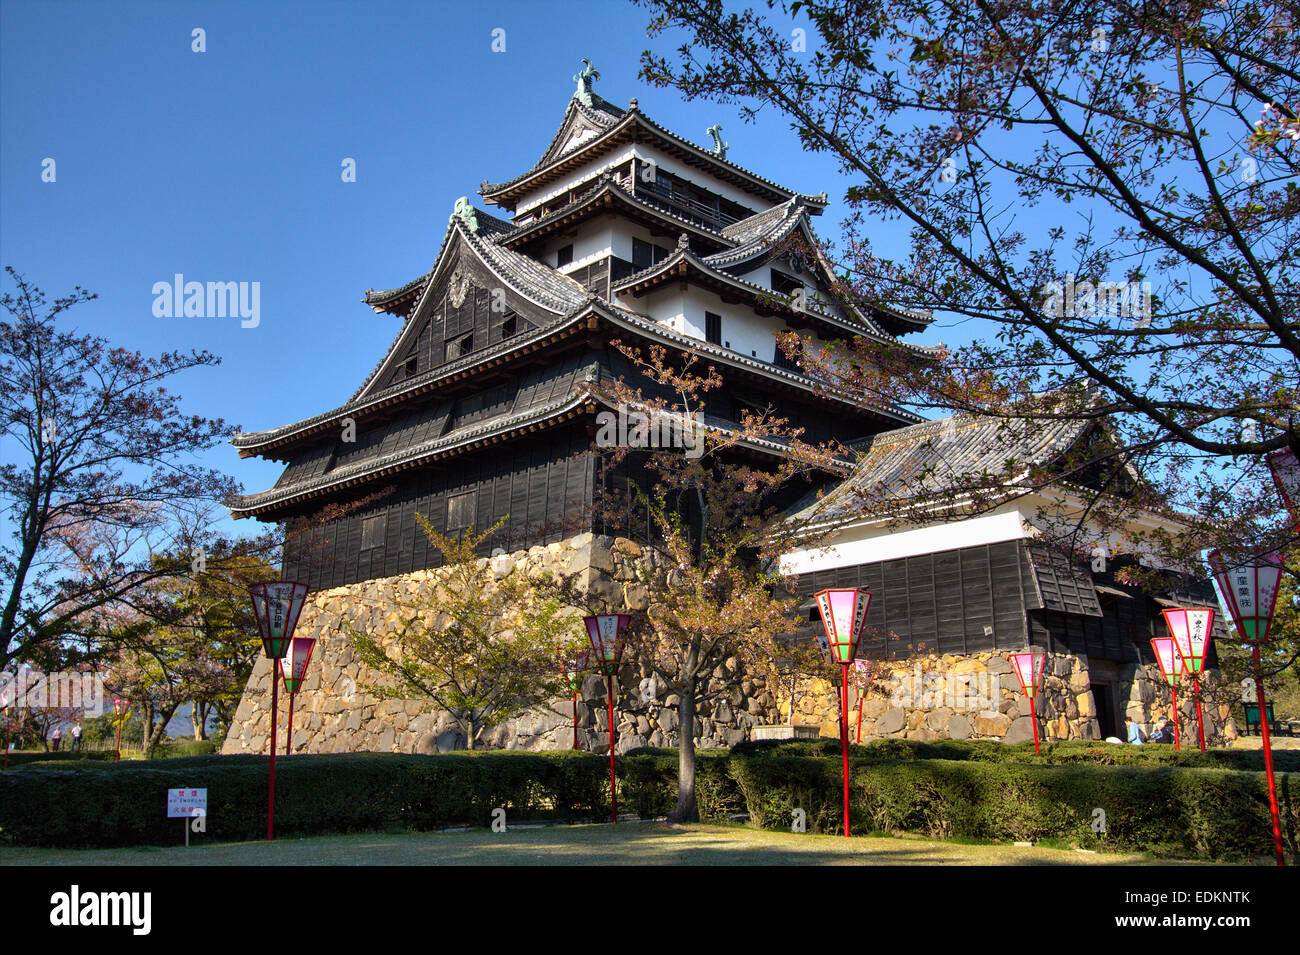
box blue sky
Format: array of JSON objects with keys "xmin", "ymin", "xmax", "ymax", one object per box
[{"xmin": 0, "ymin": 0, "xmax": 931, "ymax": 542}]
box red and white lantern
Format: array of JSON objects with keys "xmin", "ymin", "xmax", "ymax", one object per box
[
  {"xmin": 1266, "ymin": 448, "xmax": 1300, "ymax": 524},
  {"xmin": 1208, "ymin": 549, "xmax": 1283, "ymax": 645},
  {"xmin": 1150, "ymin": 636, "xmax": 1184, "ymax": 751},
  {"xmin": 813, "ymin": 588, "xmax": 870, "ymax": 665},
  {"xmin": 1010, "ymin": 651, "xmax": 1046, "ymax": 699},
  {"xmin": 812, "ymin": 588, "xmax": 872, "ymax": 838},
  {"xmin": 583, "ymin": 613, "xmax": 632, "ymax": 824},
  {"xmin": 1162, "ymin": 607, "xmax": 1214, "ymax": 675}
]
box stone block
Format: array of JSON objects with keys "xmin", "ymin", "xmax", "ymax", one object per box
[
  {"xmin": 1003, "ymin": 716, "xmax": 1037, "ymax": 743},
  {"xmin": 946, "ymin": 714, "xmax": 972, "ymax": 739},
  {"xmin": 876, "ymin": 707, "xmax": 905, "ymax": 734}
]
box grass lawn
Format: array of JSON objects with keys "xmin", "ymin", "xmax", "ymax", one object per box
[{"xmin": 0, "ymin": 821, "xmax": 1236, "ymax": 866}]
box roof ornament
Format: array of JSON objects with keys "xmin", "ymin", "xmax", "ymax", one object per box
[
  {"xmin": 573, "ymin": 58, "xmax": 600, "ymax": 108},
  {"xmin": 706, "ymin": 124, "xmax": 729, "ymax": 160},
  {"xmin": 677, "ymin": 233, "xmax": 691, "ymax": 250},
  {"xmin": 451, "ymin": 196, "xmax": 479, "ymax": 233}
]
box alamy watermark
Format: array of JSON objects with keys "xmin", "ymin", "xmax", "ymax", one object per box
[
  {"xmin": 887, "ymin": 665, "xmax": 1000, "ymax": 711},
  {"xmin": 152, "ymin": 274, "xmax": 260, "ymax": 328},
  {"xmin": 1041, "ymin": 273, "xmax": 1152, "ymax": 327},
  {"xmin": 596, "ymin": 404, "xmax": 704, "ymax": 459},
  {"xmin": 1, "ymin": 668, "xmax": 106, "ymax": 716}
]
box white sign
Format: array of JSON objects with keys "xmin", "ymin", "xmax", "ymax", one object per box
[{"xmin": 167, "ymin": 788, "xmax": 207, "ymax": 819}]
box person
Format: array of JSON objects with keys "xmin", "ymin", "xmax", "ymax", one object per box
[
  {"xmin": 1149, "ymin": 717, "xmax": 1174, "ymax": 744},
  {"xmin": 1125, "ymin": 717, "xmax": 1146, "ymax": 745},
  {"xmin": 51, "ymin": 725, "xmax": 62, "ymax": 751},
  {"xmin": 70, "ymin": 720, "xmax": 83, "ymax": 751}
]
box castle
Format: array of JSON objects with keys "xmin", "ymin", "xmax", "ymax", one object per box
[{"xmin": 223, "ymin": 66, "xmax": 1231, "ymax": 756}]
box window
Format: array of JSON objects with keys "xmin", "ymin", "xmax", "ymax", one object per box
[
  {"xmin": 404, "ymin": 352, "xmax": 418, "ymax": 378},
  {"xmin": 774, "ymin": 335, "xmax": 802, "ymax": 371},
  {"xmin": 705, "ymin": 312, "xmax": 722, "ymax": 345},
  {"xmin": 445, "ymin": 332, "xmax": 473, "ymax": 361},
  {"xmin": 501, "ymin": 314, "xmax": 517, "ymax": 339},
  {"xmin": 632, "ymin": 237, "xmax": 669, "ymax": 270},
  {"xmin": 361, "ymin": 514, "xmax": 386, "ymax": 552},
  {"xmin": 557, "ymin": 244, "xmax": 574, "ymax": 267},
  {"xmin": 447, "ymin": 490, "xmax": 476, "ymax": 532},
  {"xmin": 771, "ymin": 270, "xmax": 802, "ymax": 297}
]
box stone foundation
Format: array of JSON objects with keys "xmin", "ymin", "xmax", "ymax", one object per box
[
  {"xmin": 791, "ymin": 650, "xmax": 1230, "ymax": 745},
  {"xmin": 223, "ymin": 533, "xmax": 781, "ymax": 754},
  {"xmin": 224, "ymin": 537, "xmax": 1228, "ymax": 753}
]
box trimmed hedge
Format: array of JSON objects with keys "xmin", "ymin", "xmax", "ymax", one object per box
[
  {"xmin": 0, "ymin": 752, "xmax": 613, "ymax": 848},
  {"xmin": 729, "ymin": 754, "xmax": 1298, "ymax": 860},
  {"xmin": 729, "ymin": 737, "xmax": 1300, "ymax": 773},
  {"xmin": 2, "ymin": 747, "xmax": 1294, "ymax": 860}
]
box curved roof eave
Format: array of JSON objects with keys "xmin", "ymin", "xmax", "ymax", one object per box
[{"xmin": 480, "ymin": 107, "xmax": 825, "ymax": 209}]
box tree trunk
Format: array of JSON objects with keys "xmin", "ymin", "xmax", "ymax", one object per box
[
  {"xmin": 669, "ymin": 671, "xmax": 699, "ymax": 823},
  {"xmin": 192, "ymin": 701, "xmax": 207, "ymax": 740}
]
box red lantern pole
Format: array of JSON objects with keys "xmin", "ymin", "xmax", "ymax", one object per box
[
  {"xmin": 840, "ymin": 662, "xmax": 851, "ymax": 837},
  {"xmin": 1253, "ymin": 645, "xmax": 1286, "ymax": 866},
  {"xmin": 1010, "ymin": 652, "xmax": 1044, "ymax": 754},
  {"xmin": 1170, "ymin": 683, "xmax": 1180, "ymax": 751},
  {"xmin": 250, "ymin": 580, "xmax": 310, "ymax": 843},
  {"xmin": 267, "ymin": 674, "xmax": 279, "ymax": 839},
  {"xmin": 572, "ymin": 692, "xmax": 580, "ymax": 750},
  {"xmin": 813, "ymin": 589, "xmax": 871, "ymax": 840},
  {"xmin": 584, "ymin": 614, "xmax": 630, "ymax": 826},
  {"xmin": 1192, "ymin": 676, "xmax": 1206, "ymax": 752},
  {"xmin": 285, "ymin": 688, "xmax": 295, "ymax": 757},
  {"xmin": 1209, "ymin": 549, "xmax": 1285, "ymax": 865},
  {"xmin": 606, "ymin": 673, "xmax": 617, "ymax": 824}
]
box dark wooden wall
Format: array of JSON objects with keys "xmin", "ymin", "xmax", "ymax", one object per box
[
  {"xmin": 795, "ymin": 540, "xmax": 1037, "ymax": 660},
  {"xmin": 284, "ymin": 426, "xmax": 596, "ymax": 590}
]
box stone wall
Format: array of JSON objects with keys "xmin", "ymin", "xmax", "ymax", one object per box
[
  {"xmin": 224, "ymin": 536, "xmax": 1230, "ymax": 754},
  {"xmin": 223, "ymin": 533, "xmax": 782, "ymax": 755},
  {"xmin": 788, "ymin": 650, "xmax": 1231, "ymax": 745}
]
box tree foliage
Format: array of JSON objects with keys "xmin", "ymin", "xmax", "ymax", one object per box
[{"xmin": 347, "ymin": 516, "xmax": 584, "ymax": 750}]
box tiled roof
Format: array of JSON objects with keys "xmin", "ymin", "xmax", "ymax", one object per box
[
  {"xmin": 790, "ymin": 405, "xmax": 1094, "ymax": 525},
  {"xmin": 230, "ymin": 389, "xmax": 598, "ymax": 517},
  {"xmin": 480, "ymin": 97, "xmax": 826, "ymax": 206}
]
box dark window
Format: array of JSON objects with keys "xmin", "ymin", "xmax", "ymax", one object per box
[
  {"xmin": 501, "ymin": 314, "xmax": 517, "ymax": 339},
  {"xmin": 705, "ymin": 312, "xmax": 722, "ymax": 345},
  {"xmin": 446, "ymin": 332, "xmax": 473, "ymax": 361},
  {"xmin": 774, "ymin": 335, "xmax": 802, "ymax": 371},
  {"xmin": 632, "ymin": 237, "xmax": 669, "ymax": 270},
  {"xmin": 557, "ymin": 244, "xmax": 574, "ymax": 267},
  {"xmin": 360, "ymin": 514, "xmax": 386, "ymax": 551},
  {"xmin": 447, "ymin": 490, "xmax": 476, "ymax": 532},
  {"xmin": 404, "ymin": 352, "xmax": 418, "ymax": 377},
  {"xmin": 771, "ymin": 270, "xmax": 802, "ymax": 297}
]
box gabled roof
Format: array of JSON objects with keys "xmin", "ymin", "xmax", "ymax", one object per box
[
  {"xmin": 612, "ymin": 239, "xmax": 941, "ymax": 356},
  {"xmin": 479, "ymin": 96, "xmax": 829, "ymax": 212},
  {"xmin": 349, "ymin": 215, "xmax": 593, "ymax": 405},
  {"xmin": 708, "ymin": 200, "xmax": 934, "ymax": 336},
  {"xmin": 497, "ymin": 174, "xmax": 734, "ymax": 254},
  {"xmin": 789, "ymin": 404, "xmax": 1095, "ymax": 526}
]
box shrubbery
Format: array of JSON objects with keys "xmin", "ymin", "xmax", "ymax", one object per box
[{"xmin": 1, "ymin": 744, "xmax": 1293, "ymax": 860}]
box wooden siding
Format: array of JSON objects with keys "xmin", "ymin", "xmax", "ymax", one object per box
[
  {"xmin": 794, "ymin": 540, "xmax": 1037, "ymax": 660},
  {"xmin": 283, "ymin": 427, "xmax": 596, "ymax": 590}
]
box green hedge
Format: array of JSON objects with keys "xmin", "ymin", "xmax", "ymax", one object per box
[
  {"xmin": 729, "ymin": 754, "xmax": 1298, "ymax": 860},
  {"xmin": 729, "ymin": 737, "xmax": 1300, "ymax": 773},
  {"xmin": 0, "ymin": 752, "xmax": 613, "ymax": 848},
  {"xmin": 2, "ymin": 747, "xmax": 1294, "ymax": 859}
]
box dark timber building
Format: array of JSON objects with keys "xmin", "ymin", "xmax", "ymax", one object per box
[{"xmin": 230, "ymin": 72, "xmax": 934, "ymax": 591}]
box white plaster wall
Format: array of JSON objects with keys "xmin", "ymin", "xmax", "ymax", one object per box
[
  {"xmin": 781, "ymin": 505, "xmax": 1029, "ymax": 575},
  {"xmin": 515, "ymin": 146, "xmax": 638, "ymax": 216}
]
